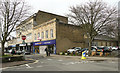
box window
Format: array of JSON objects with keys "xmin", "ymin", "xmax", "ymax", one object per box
[
  {"xmin": 50, "ymin": 29, "xmax": 53, "ymax": 38},
  {"xmin": 27, "ymin": 33, "xmax": 32, "ymax": 40},
  {"xmin": 46, "ymin": 30, "xmax": 48, "ymax": 38},
  {"xmin": 35, "ymin": 34, "xmax": 36, "ymax": 40},
  {"xmin": 41, "ymin": 31, "xmax": 44, "ymax": 39},
  {"xmin": 38, "ymin": 32, "xmax": 40, "ymax": 38}
]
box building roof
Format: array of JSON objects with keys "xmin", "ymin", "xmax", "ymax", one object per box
[{"xmin": 94, "ymin": 35, "xmax": 118, "ymax": 41}]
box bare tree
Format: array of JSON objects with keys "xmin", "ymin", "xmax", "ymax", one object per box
[
  {"xmin": 67, "ymin": 0, "xmax": 117, "ymax": 55},
  {"xmin": 0, "ymin": 0, "xmax": 30, "ymax": 56}
]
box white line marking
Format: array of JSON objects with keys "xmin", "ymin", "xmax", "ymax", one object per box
[
  {"xmin": 37, "ymin": 65, "xmax": 43, "ymax": 67},
  {"xmin": 25, "ymin": 64, "xmax": 32, "ymax": 68},
  {"xmin": 47, "ymin": 59, "xmax": 52, "ymax": 60},
  {"xmin": 2, "ymin": 59, "xmax": 37, "ymax": 70},
  {"xmin": 58, "ymin": 60, "xmax": 63, "ymax": 61},
  {"xmin": 34, "ymin": 60, "xmax": 39, "ymax": 64}
]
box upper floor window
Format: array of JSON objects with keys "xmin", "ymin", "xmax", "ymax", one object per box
[
  {"xmin": 50, "ymin": 29, "xmax": 53, "ymax": 38},
  {"xmin": 34, "ymin": 34, "xmax": 36, "ymax": 40},
  {"xmin": 38, "ymin": 32, "xmax": 40, "ymax": 38},
  {"xmin": 46, "ymin": 30, "xmax": 48, "ymax": 38},
  {"xmin": 41, "ymin": 31, "xmax": 44, "ymax": 39},
  {"xmin": 27, "ymin": 33, "xmax": 32, "ymax": 40}
]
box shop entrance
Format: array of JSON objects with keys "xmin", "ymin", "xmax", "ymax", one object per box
[
  {"xmin": 34, "ymin": 46, "xmax": 39, "ymax": 54},
  {"xmin": 48, "ymin": 44, "xmax": 54, "ymax": 54}
]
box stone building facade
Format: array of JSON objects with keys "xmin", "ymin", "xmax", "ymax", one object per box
[
  {"xmin": 8, "ymin": 10, "xmax": 84, "ymax": 54},
  {"xmin": 8, "ymin": 10, "xmax": 119, "ymax": 54}
]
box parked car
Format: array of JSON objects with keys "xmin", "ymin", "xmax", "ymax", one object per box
[
  {"xmin": 96, "ymin": 46, "xmax": 112, "ymax": 55},
  {"xmin": 81, "ymin": 47, "xmax": 96, "ymax": 54},
  {"xmin": 67, "ymin": 47, "xmax": 81, "ymax": 54},
  {"xmin": 16, "ymin": 50, "xmax": 22, "ymax": 55},
  {"xmin": 112, "ymin": 47, "xmax": 118, "ymax": 50},
  {"xmin": 25, "ymin": 51, "xmax": 31, "ymax": 55},
  {"xmin": 8, "ymin": 49, "xmax": 13, "ymax": 53}
]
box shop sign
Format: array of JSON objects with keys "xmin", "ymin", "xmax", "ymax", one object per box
[
  {"xmin": 33, "ymin": 39, "xmax": 56, "ymax": 46},
  {"xmin": 19, "ymin": 44, "xmax": 26, "ymax": 46}
]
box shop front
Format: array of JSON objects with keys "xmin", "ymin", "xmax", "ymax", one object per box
[{"xmin": 33, "ymin": 39, "xmax": 56, "ymax": 54}]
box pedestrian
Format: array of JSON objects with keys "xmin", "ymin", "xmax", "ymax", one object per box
[
  {"xmin": 11, "ymin": 49, "xmax": 16, "ymax": 56},
  {"xmin": 45, "ymin": 48, "xmax": 48, "ymax": 56},
  {"xmin": 48, "ymin": 48, "xmax": 51, "ymax": 56}
]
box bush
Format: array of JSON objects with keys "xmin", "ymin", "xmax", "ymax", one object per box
[
  {"xmin": 62, "ymin": 52, "xmax": 65, "ymax": 55},
  {"xmin": 60, "ymin": 52, "xmax": 63, "ymax": 55}
]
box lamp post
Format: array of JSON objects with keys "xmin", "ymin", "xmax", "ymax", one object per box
[{"xmin": 22, "ymin": 35, "xmax": 26, "ymax": 59}]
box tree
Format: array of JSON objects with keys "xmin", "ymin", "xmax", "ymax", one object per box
[
  {"xmin": 0, "ymin": 0, "xmax": 30, "ymax": 56},
  {"xmin": 67, "ymin": 0, "xmax": 117, "ymax": 55}
]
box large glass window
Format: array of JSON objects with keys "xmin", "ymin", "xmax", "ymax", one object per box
[
  {"xmin": 46, "ymin": 30, "xmax": 48, "ymax": 38},
  {"xmin": 41, "ymin": 31, "xmax": 44, "ymax": 39},
  {"xmin": 50, "ymin": 29, "xmax": 53, "ymax": 38}
]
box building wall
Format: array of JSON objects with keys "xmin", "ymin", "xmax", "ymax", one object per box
[
  {"xmin": 33, "ymin": 18, "xmax": 57, "ymax": 42},
  {"xmin": 35, "ymin": 10, "xmax": 68, "ymax": 26},
  {"xmin": 93, "ymin": 40, "xmax": 117, "ymax": 46},
  {"xmin": 56, "ymin": 21, "xmax": 85, "ymax": 53},
  {"xmin": 16, "ymin": 18, "xmax": 34, "ymax": 44}
]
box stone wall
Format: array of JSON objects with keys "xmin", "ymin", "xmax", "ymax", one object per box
[
  {"xmin": 35, "ymin": 10, "xmax": 68, "ymax": 26},
  {"xmin": 56, "ymin": 21, "xmax": 85, "ymax": 53}
]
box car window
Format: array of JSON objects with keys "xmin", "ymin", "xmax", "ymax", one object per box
[
  {"xmin": 75, "ymin": 48, "xmax": 80, "ymax": 49},
  {"xmin": 97, "ymin": 47, "xmax": 104, "ymax": 49}
]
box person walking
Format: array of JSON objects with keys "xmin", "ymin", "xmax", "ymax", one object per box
[
  {"xmin": 48, "ymin": 48, "xmax": 51, "ymax": 56},
  {"xmin": 45, "ymin": 48, "xmax": 48, "ymax": 56}
]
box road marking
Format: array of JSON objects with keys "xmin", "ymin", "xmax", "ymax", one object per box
[
  {"xmin": 34, "ymin": 60, "xmax": 39, "ymax": 64},
  {"xmin": 1, "ymin": 59, "xmax": 37, "ymax": 70},
  {"xmin": 37, "ymin": 65, "xmax": 43, "ymax": 68},
  {"xmin": 25, "ymin": 64, "xmax": 33, "ymax": 69},
  {"xmin": 58, "ymin": 60, "xmax": 63, "ymax": 61},
  {"xmin": 47, "ymin": 59, "xmax": 52, "ymax": 60}
]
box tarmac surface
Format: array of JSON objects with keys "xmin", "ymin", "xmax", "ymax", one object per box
[{"xmin": 1, "ymin": 54, "xmax": 119, "ymax": 71}]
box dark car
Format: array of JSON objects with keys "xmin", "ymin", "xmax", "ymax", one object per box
[
  {"xmin": 81, "ymin": 47, "xmax": 96, "ymax": 54},
  {"xmin": 103, "ymin": 47, "xmax": 112, "ymax": 52},
  {"xmin": 96, "ymin": 46, "xmax": 112, "ymax": 55}
]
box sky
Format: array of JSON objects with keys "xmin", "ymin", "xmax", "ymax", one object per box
[
  {"xmin": 25, "ymin": 0, "xmax": 119, "ymax": 16},
  {"xmin": 10, "ymin": 0, "xmax": 119, "ymax": 37}
]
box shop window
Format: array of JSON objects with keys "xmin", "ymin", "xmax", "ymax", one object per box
[
  {"xmin": 50, "ymin": 29, "xmax": 53, "ymax": 38},
  {"xmin": 42, "ymin": 31, "xmax": 44, "ymax": 39},
  {"xmin": 46, "ymin": 30, "xmax": 48, "ymax": 38}
]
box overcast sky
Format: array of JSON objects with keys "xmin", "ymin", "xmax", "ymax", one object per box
[{"xmin": 25, "ymin": 0, "xmax": 119, "ymax": 16}]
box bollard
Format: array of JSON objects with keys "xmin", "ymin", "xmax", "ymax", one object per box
[{"xmin": 81, "ymin": 51, "xmax": 86, "ymax": 60}]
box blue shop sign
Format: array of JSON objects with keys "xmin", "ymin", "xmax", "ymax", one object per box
[
  {"xmin": 9, "ymin": 45, "xmax": 16, "ymax": 47},
  {"xmin": 33, "ymin": 39, "xmax": 56, "ymax": 46}
]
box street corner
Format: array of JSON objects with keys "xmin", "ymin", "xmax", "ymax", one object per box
[{"xmin": 2, "ymin": 59, "xmax": 35, "ymax": 68}]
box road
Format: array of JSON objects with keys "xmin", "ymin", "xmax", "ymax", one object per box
[{"xmin": 2, "ymin": 54, "xmax": 118, "ymax": 71}]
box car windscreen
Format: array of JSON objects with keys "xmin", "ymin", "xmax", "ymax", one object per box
[{"xmin": 97, "ymin": 47, "xmax": 104, "ymax": 49}]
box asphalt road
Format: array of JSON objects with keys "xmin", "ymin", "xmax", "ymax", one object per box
[{"xmin": 2, "ymin": 54, "xmax": 118, "ymax": 71}]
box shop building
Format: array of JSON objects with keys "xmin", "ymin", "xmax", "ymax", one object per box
[
  {"xmin": 7, "ymin": 10, "xmax": 119, "ymax": 54},
  {"xmin": 7, "ymin": 10, "xmax": 84, "ymax": 54}
]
